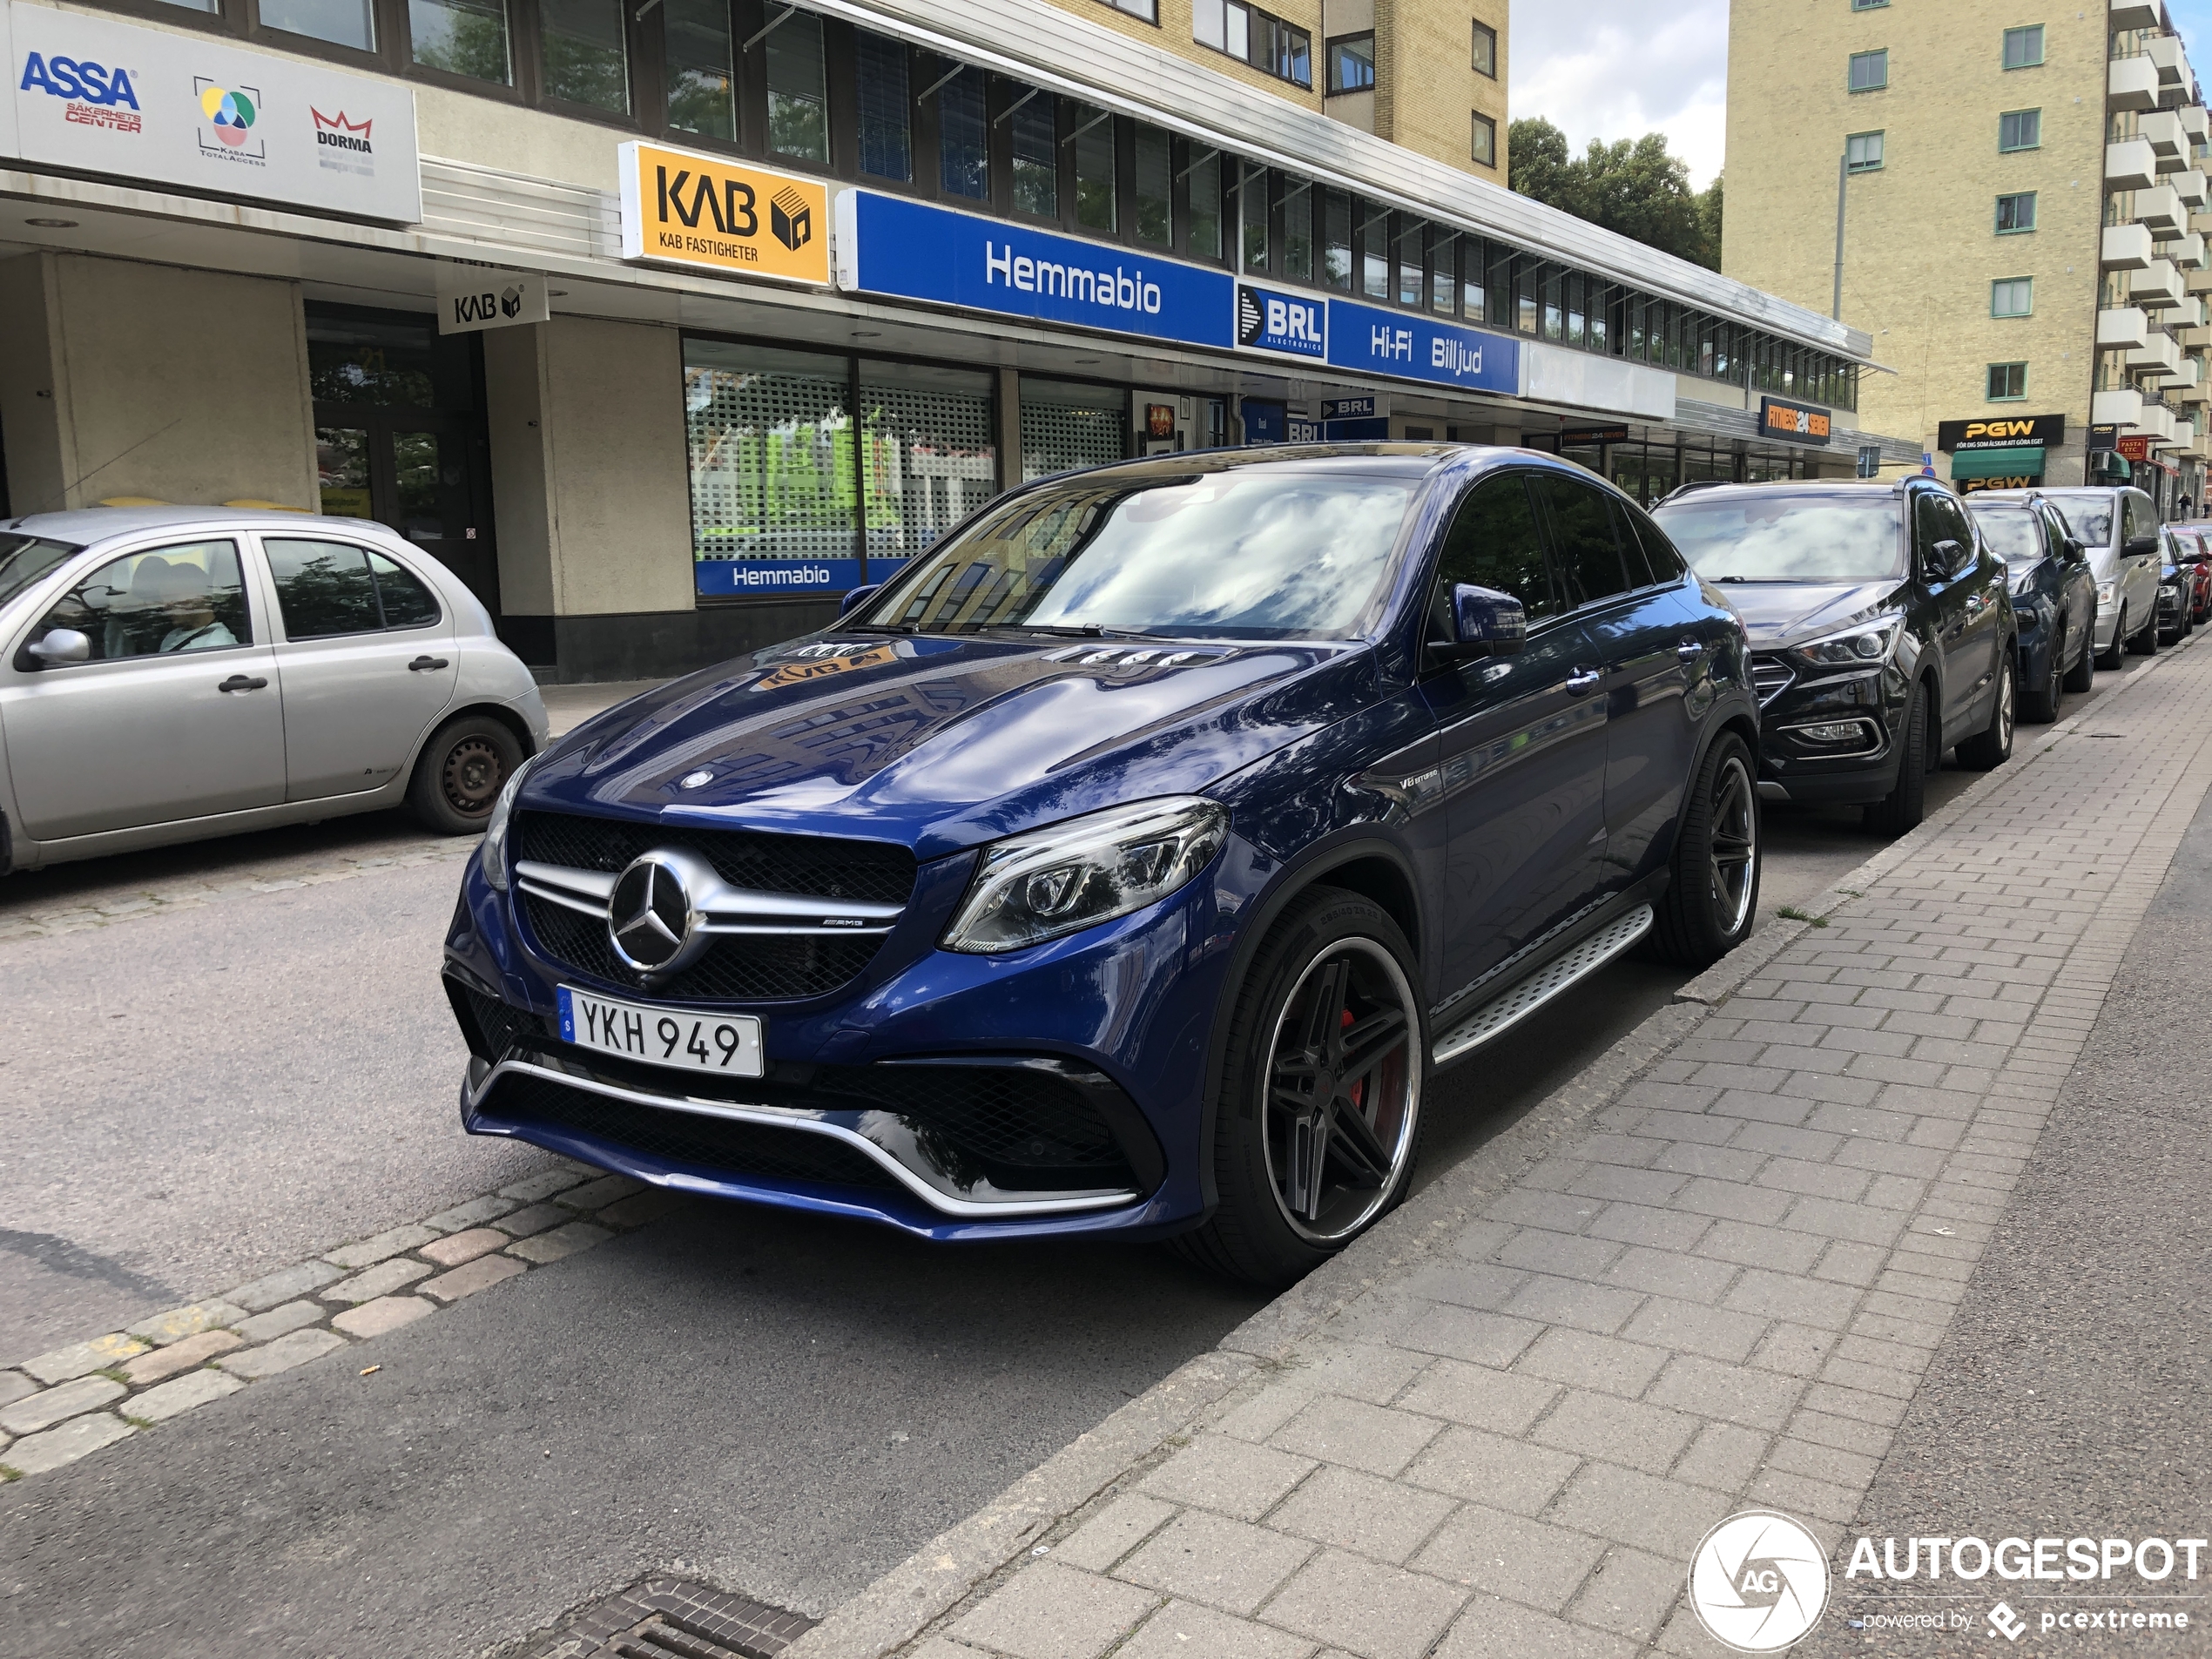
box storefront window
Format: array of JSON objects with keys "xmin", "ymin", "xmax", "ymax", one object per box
[
  {"xmin": 1283, "ymin": 180, "xmax": 1314, "ymax": 282},
  {"xmin": 262, "ymin": 0, "xmax": 374, "ymax": 51},
  {"xmin": 1022, "ymin": 379, "xmax": 1126, "ymax": 480},
  {"xmin": 856, "ymin": 31, "xmax": 910, "ymax": 180},
  {"xmin": 410, "ymin": 0, "xmax": 510, "ymax": 83},
  {"xmin": 664, "ymin": 0, "xmax": 735, "ymax": 138},
  {"xmin": 1008, "ymin": 83, "xmax": 1058, "ymax": 218},
  {"xmin": 860, "ymin": 361, "xmax": 997, "ymax": 570},
  {"xmin": 684, "ymin": 341, "xmax": 855, "ymax": 588},
  {"xmin": 939, "ymin": 64, "xmax": 988, "ymax": 200},
  {"xmin": 1074, "ymin": 104, "xmax": 1117, "ymax": 233},
  {"xmin": 1135, "ymin": 125, "xmax": 1173, "ymax": 246},
  {"xmin": 1187, "ymin": 152, "xmax": 1223, "ymax": 260},
  {"xmin": 307, "ymin": 314, "xmax": 470, "ymax": 408},
  {"xmin": 1323, "ymin": 191, "xmax": 1352, "ymax": 289},
  {"xmin": 767, "ymin": 10, "xmax": 829, "ymax": 163},
  {"xmin": 541, "ymin": 0, "xmax": 628, "ymax": 111}
]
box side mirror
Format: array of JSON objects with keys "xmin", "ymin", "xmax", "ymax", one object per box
[
  {"xmin": 1446, "ymin": 583, "xmax": 1527, "ymax": 658},
  {"xmin": 1928, "ymin": 538, "xmax": 1967, "ymax": 579},
  {"xmin": 25, "ymin": 628, "xmax": 90, "ymax": 667},
  {"xmin": 2125, "ymin": 534, "xmax": 2161, "ymax": 558},
  {"xmin": 837, "ymin": 583, "xmax": 882, "ymax": 618},
  {"xmin": 2066, "ymin": 539, "xmax": 2088, "ymax": 564}
]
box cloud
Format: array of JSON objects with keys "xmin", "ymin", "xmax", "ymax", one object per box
[{"xmin": 1507, "ymin": 0, "xmax": 1730, "ymax": 186}]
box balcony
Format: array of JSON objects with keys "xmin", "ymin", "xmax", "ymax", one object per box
[
  {"xmin": 2112, "ymin": 55, "xmax": 2161, "ymax": 111},
  {"xmin": 2142, "ymin": 108, "xmax": 2187, "ymax": 165},
  {"xmin": 2149, "ymin": 33, "xmax": 2188, "ymax": 81},
  {"xmin": 2166, "ymin": 231, "xmax": 2209, "ymax": 268},
  {"xmin": 2109, "ymin": 138, "xmax": 2159, "ymax": 190},
  {"xmin": 2114, "ymin": 0, "xmax": 2161, "ymax": 24},
  {"xmin": 2179, "ymin": 380, "xmax": 2212, "ymax": 406},
  {"xmin": 2172, "ymin": 357, "xmax": 2203, "ymax": 389},
  {"xmin": 2172, "ymin": 296, "xmax": 2207, "ymax": 328},
  {"xmin": 2144, "ymin": 406, "xmax": 2179, "ymax": 442},
  {"xmin": 2183, "ymin": 105, "xmax": 2211, "ymax": 145},
  {"xmin": 2106, "ymin": 221, "xmax": 2157, "ymax": 268},
  {"xmin": 2138, "ymin": 258, "xmax": 2188, "ymax": 306},
  {"xmin": 2139, "ymin": 182, "xmax": 2186, "ymax": 232},
  {"xmin": 2096, "ymin": 388, "xmax": 2148, "ymax": 427},
  {"xmin": 2101, "ymin": 307, "xmax": 2153, "ymax": 349},
  {"xmin": 2176, "ymin": 169, "xmax": 2210, "ymax": 208},
  {"xmin": 2191, "ymin": 262, "xmax": 2212, "ymax": 293},
  {"xmin": 2129, "ymin": 331, "xmax": 2182, "ymax": 380}
]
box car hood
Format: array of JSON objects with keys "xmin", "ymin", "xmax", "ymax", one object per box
[
  {"xmin": 527, "ymin": 633, "xmax": 1375, "ymax": 860},
  {"xmin": 1719, "ymin": 581, "xmax": 1908, "ymax": 648}
]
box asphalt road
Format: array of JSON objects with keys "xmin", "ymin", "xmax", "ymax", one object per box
[{"xmin": 0, "ymin": 663, "xmax": 2141, "ymax": 1658}]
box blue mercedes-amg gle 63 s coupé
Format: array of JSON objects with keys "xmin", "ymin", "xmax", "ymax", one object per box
[{"xmin": 442, "ymin": 444, "xmax": 1763, "ymax": 1284}]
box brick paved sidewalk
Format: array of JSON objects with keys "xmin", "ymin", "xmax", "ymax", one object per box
[{"xmin": 833, "ymin": 639, "xmax": 2212, "ymax": 1659}]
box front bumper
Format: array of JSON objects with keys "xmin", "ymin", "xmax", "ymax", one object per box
[
  {"xmin": 1750, "ymin": 654, "xmax": 1904, "ymax": 806},
  {"xmin": 443, "ymin": 842, "xmax": 1232, "ymax": 1242}
]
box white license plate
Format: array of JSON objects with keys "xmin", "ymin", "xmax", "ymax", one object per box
[{"xmin": 556, "ymin": 987, "xmax": 764, "ymax": 1078}]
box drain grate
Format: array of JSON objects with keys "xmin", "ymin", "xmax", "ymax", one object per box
[{"xmin": 519, "ymin": 1577, "xmax": 815, "ymax": 1659}]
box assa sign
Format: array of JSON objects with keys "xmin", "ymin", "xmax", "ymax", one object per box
[{"xmin": 18, "ymin": 50, "xmax": 142, "ymax": 132}]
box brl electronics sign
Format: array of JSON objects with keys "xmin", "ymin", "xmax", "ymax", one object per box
[
  {"xmin": 0, "ymin": 0, "xmax": 420, "ymax": 221},
  {"xmin": 618, "ymin": 141, "xmax": 831, "ymax": 285}
]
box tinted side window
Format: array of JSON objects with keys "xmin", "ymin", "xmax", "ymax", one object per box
[
  {"xmin": 1430, "ymin": 474, "xmax": 1556, "ymax": 640},
  {"xmin": 2124, "ymin": 493, "xmax": 2155, "ymax": 545},
  {"xmin": 267, "ymin": 539, "xmax": 382, "ymax": 638},
  {"xmin": 1914, "ymin": 492, "xmax": 1971, "ymax": 569},
  {"xmin": 369, "ymin": 551, "xmax": 442, "ymax": 629},
  {"xmin": 1533, "ymin": 475, "xmax": 1631, "ymax": 608},
  {"xmin": 33, "ymin": 540, "xmax": 252, "ymax": 661}
]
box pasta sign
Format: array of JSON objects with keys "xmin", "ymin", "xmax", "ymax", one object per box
[{"xmin": 618, "ymin": 141, "xmax": 831, "ymax": 286}]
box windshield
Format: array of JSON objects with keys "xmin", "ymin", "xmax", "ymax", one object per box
[
  {"xmin": 849, "ymin": 469, "xmax": 1419, "ymax": 640},
  {"xmin": 2040, "ymin": 493, "xmax": 2114, "ymax": 547},
  {"xmin": 0, "ymin": 535, "xmax": 79, "ymax": 607},
  {"xmin": 1965, "ymin": 503, "xmax": 2047, "ymax": 567},
  {"xmin": 1651, "ymin": 494, "xmax": 1905, "ymax": 583}
]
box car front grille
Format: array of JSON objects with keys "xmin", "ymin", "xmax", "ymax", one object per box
[
  {"xmin": 450, "ymin": 980, "xmax": 550, "ymax": 1062},
  {"xmin": 511, "ymin": 809, "xmax": 915, "ymax": 1002},
  {"xmin": 1750, "ymin": 654, "xmax": 1795, "ymax": 705},
  {"xmin": 814, "ymin": 1063, "xmax": 1139, "ymax": 1189}
]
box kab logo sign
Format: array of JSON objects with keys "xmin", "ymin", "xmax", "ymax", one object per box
[
  {"xmin": 435, "ymin": 266, "xmax": 550, "ymax": 335},
  {"xmin": 618, "ymin": 142, "xmax": 830, "ymax": 285}
]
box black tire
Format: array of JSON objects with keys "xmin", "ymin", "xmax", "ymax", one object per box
[
  {"xmin": 1176, "ymin": 889, "xmax": 1426, "ymax": 1287},
  {"xmin": 2063, "ymin": 616, "xmax": 2096, "ymax": 693},
  {"xmin": 2020, "ymin": 637, "xmax": 2061, "ymax": 725},
  {"xmin": 1652, "ymin": 732, "xmax": 1762, "ymax": 968},
  {"xmin": 1956, "ymin": 651, "xmax": 2014, "ymax": 772},
  {"xmin": 408, "ymin": 713, "xmax": 524, "ymax": 835},
  {"xmin": 2129, "ymin": 604, "xmax": 2160, "ymax": 655},
  {"xmin": 2098, "ymin": 608, "xmax": 2128, "ymax": 671},
  {"xmin": 1864, "ymin": 678, "xmax": 1930, "ymax": 837}
]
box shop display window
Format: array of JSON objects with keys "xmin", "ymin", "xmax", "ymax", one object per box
[
  {"xmin": 684, "ymin": 341, "xmax": 858, "ymax": 575},
  {"xmin": 1022, "ymin": 380, "xmax": 1128, "ymax": 481},
  {"xmin": 859, "ymin": 361, "xmax": 997, "ymax": 569}
]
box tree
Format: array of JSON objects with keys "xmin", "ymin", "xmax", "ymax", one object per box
[{"xmin": 1507, "ymin": 117, "xmax": 1720, "ymax": 271}]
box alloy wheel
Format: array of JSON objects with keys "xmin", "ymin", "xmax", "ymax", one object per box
[
  {"xmin": 441, "ymin": 736, "xmax": 506, "ymax": 818},
  {"xmin": 1262, "ymin": 938, "xmax": 1420, "ymax": 1244},
  {"xmin": 1708, "ymin": 752, "xmax": 1758, "ymax": 936},
  {"xmin": 1998, "ymin": 659, "xmax": 2015, "ymax": 753}
]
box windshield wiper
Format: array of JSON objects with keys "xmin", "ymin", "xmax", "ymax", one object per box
[{"xmin": 1012, "ymin": 623, "xmax": 1158, "ymax": 641}]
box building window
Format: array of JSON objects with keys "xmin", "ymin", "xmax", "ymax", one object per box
[
  {"xmin": 1988, "ymin": 361, "xmax": 2029, "ymax": 399},
  {"xmin": 1239, "ymin": 162, "xmax": 1270, "ymax": 270},
  {"xmin": 664, "ymin": 0, "xmax": 735, "ymax": 139},
  {"xmin": 937, "ymin": 64, "xmax": 988, "ymax": 200},
  {"xmin": 540, "ymin": 0, "xmax": 628, "ymax": 111},
  {"xmin": 1006, "ymin": 84, "xmax": 1057, "ymax": 218},
  {"xmin": 409, "ymin": 0, "xmax": 510, "ymax": 84},
  {"xmin": 1471, "ymin": 19, "xmax": 1497, "ymax": 77},
  {"xmin": 1397, "ymin": 219, "xmax": 1424, "ymax": 307},
  {"xmin": 1021, "ymin": 379, "xmax": 1127, "ymax": 481},
  {"xmin": 1193, "ymin": 0, "xmax": 1312, "ymax": 87},
  {"xmin": 1284, "ymin": 179, "xmax": 1315, "ymax": 280},
  {"xmin": 855, "ymin": 30, "xmax": 911, "ymax": 182},
  {"xmin": 2003, "ymin": 24, "xmax": 2044, "ymax": 69},
  {"xmin": 1851, "ymin": 0, "xmax": 1888, "ymax": 9},
  {"xmin": 1846, "ymin": 130, "xmax": 1884, "ymax": 171},
  {"xmin": 1995, "ymin": 192, "xmax": 2037, "ymax": 233},
  {"xmin": 262, "ymin": 0, "xmax": 375, "ymax": 52},
  {"xmin": 1328, "ymin": 32, "xmax": 1376, "ymax": 93},
  {"xmin": 1429, "ymin": 231, "xmax": 1457, "ymax": 314},
  {"xmin": 1472, "ymin": 111, "xmax": 1497, "ymax": 167},
  {"xmin": 1187, "ymin": 150, "xmax": 1223, "ymax": 260},
  {"xmin": 1074, "ymin": 103, "xmax": 1117, "ymax": 232},
  {"xmin": 2000, "ymin": 108, "xmax": 2041, "ymax": 151},
  {"xmin": 1323, "ymin": 189, "xmax": 1352, "ymax": 288},
  {"xmin": 1848, "ymin": 49, "xmax": 1887, "ymax": 91},
  {"xmin": 1992, "ymin": 277, "xmax": 2034, "ymax": 315},
  {"xmin": 1134, "ymin": 124, "xmax": 1173, "ymax": 246},
  {"xmin": 1362, "ymin": 205, "xmax": 1389, "ymax": 298},
  {"xmin": 1096, "ymin": 0, "xmax": 1157, "ymax": 21},
  {"xmin": 1460, "ymin": 235, "xmax": 1487, "ymax": 320},
  {"xmin": 765, "ymin": 10, "xmax": 829, "ymax": 164}
]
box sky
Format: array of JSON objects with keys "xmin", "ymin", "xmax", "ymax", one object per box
[{"xmin": 1508, "ymin": 0, "xmax": 2212, "ymax": 192}]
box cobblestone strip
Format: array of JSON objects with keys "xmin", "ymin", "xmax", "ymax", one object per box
[
  {"xmin": 0, "ymin": 838, "xmax": 474, "ymax": 945},
  {"xmin": 0, "ymin": 1162, "xmax": 679, "ymax": 1480},
  {"xmin": 846, "ymin": 646, "xmax": 2212, "ymax": 1659}
]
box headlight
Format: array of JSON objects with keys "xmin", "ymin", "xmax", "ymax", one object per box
[
  {"xmin": 480, "ymin": 756, "xmax": 536, "ymax": 892},
  {"xmin": 942, "ymin": 796, "xmax": 1227, "ymax": 953},
  {"xmin": 1789, "ymin": 616, "xmax": 1905, "ymax": 668},
  {"xmin": 2008, "ymin": 570, "xmax": 2036, "ymax": 598},
  {"xmin": 2097, "ymin": 581, "xmax": 2117, "ymax": 606}
]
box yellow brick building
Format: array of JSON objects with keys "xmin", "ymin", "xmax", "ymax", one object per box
[
  {"xmin": 1043, "ymin": 0, "xmax": 1510, "ymax": 178},
  {"xmin": 1724, "ymin": 0, "xmax": 2209, "ymax": 500}
]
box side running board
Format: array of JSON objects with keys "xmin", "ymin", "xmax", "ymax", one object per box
[{"xmin": 1431, "ymin": 905, "xmax": 1655, "ymax": 1067}]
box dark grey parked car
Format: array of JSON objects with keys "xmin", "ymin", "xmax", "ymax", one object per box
[{"xmin": 1962, "ymin": 493, "xmax": 2097, "ymax": 723}]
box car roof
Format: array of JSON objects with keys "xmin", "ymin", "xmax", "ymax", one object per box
[
  {"xmin": 1652, "ymin": 478, "xmax": 1918, "ymax": 508},
  {"xmin": 0, "ymin": 505, "xmax": 388, "ymax": 544},
  {"xmin": 1046, "ymin": 442, "xmax": 1471, "ymax": 485}
]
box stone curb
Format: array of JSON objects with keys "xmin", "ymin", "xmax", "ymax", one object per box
[
  {"xmin": 0, "ymin": 1157, "xmax": 642, "ymax": 1481},
  {"xmin": 781, "ymin": 632, "xmax": 2212, "ymax": 1659}
]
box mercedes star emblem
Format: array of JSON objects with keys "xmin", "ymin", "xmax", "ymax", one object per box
[{"xmin": 607, "ymin": 850, "xmax": 709, "ymax": 974}]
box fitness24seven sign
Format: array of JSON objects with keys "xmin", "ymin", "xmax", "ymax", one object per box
[{"xmin": 617, "ymin": 141, "xmax": 830, "ymax": 285}]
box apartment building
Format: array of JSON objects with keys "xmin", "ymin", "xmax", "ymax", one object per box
[
  {"xmin": 0, "ymin": 0, "xmax": 1898, "ymax": 681},
  {"xmin": 1726, "ymin": 0, "xmax": 2209, "ymax": 509}
]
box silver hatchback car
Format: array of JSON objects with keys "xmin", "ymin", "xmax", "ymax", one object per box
[{"xmin": 0, "ymin": 507, "xmax": 548, "ymax": 872}]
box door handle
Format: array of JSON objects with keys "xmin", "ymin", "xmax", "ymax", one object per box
[
  {"xmin": 1566, "ymin": 667, "xmax": 1602, "ymax": 695},
  {"xmin": 217, "ymin": 674, "xmax": 269, "ymax": 693},
  {"xmin": 1676, "ymin": 638, "xmax": 1704, "ymax": 662},
  {"xmin": 408, "ymin": 655, "xmax": 451, "ymax": 672}
]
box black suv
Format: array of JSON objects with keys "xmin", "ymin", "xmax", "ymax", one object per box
[{"xmin": 1652, "ymin": 478, "xmax": 2016, "ymax": 834}]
